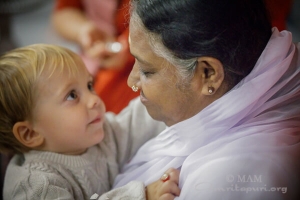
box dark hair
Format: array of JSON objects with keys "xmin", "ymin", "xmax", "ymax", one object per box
[{"xmin": 131, "ymin": 0, "xmax": 272, "ymax": 88}]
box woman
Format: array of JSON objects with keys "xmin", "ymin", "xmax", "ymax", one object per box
[{"xmin": 114, "ymin": 0, "xmax": 300, "ymax": 199}]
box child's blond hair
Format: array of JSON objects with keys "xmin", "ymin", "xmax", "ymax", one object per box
[{"xmin": 0, "ymin": 44, "xmax": 82, "ymax": 154}]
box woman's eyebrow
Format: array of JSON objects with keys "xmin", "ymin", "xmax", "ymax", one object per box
[{"xmin": 130, "ymin": 50, "xmax": 151, "ymax": 66}]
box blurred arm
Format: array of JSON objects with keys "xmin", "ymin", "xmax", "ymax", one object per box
[{"xmin": 51, "ymin": 0, "xmax": 88, "ymax": 43}]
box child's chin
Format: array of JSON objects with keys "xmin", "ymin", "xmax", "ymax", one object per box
[{"xmin": 95, "ymin": 130, "xmax": 105, "ymax": 143}]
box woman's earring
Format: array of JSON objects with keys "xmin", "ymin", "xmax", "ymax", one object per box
[
  {"xmin": 132, "ymin": 85, "xmax": 139, "ymax": 92},
  {"xmin": 208, "ymin": 86, "xmax": 215, "ymax": 94}
]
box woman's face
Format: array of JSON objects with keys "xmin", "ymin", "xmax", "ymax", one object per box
[{"xmin": 128, "ymin": 21, "xmax": 206, "ymax": 126}]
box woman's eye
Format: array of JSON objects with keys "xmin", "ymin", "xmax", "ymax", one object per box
[
  {"xmin": 140, "ymin": 70, "xmax": 153, "ymax": 77},
  {"xmin": 66, "ymin": 90, "xmax": 78, "ymax": 101},
  {"xmin": 137, "ymin": 62, "xmax": 154, "ymax": 77},
  {"xmin": 88, "ymin": 81, "xmax": 94, "ymax": 91}
]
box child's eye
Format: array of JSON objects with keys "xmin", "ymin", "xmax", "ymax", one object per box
[
  {"xmin": 66, "ymin": 90, "xmax": 78, "ymax": 101},
  {"xmin": 88, "ymin": 81, "xmax": 94, "ymax": 91}
]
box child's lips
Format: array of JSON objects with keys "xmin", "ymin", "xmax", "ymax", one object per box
[
  {"xmin": 92, "ymin": 118, "xmax": 100, "ymax": 123},
  {"xmin": 90, "ymin": 116, "xmax": 102, "ymax": 124}
]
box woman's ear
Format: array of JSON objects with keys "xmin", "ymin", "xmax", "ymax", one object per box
[
  {"xmin": 195, "ymin": 57, "xmax": 225, "ymax": 95},
  {"xmin": 12, "ymin": 121, "xmax": 44, "ymax": 149}
]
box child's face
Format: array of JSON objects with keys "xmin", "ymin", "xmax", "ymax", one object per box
[{"xmin": 32, "ymin": 60, "xmax": 106, "ymax": 155}]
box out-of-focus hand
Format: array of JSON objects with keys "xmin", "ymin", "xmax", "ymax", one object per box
[
  {"xmin": 75, "ymin": 21, "xmax": 129, "ymax": 70},
  {"xmin": 76, "ymin": 21, "xmax": 111, "ymax": 54},
  {"xmin": 146, "ymin": 168, "xmax": 181, "ymax": 200},
  {"xmin": 100, "ymin": 36, "xmax": 130, "ymax": 69},
  {"xmin": 85, "ymin": 36, "xmax": 129, "ymax": 70}
]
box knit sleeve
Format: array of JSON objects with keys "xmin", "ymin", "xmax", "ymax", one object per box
[{"xmin": 9, "ymin": 171, "xmax": 79, "ymax": 200}]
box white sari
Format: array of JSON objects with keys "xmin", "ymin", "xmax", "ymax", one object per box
[{"xmin": 114, "ymin": 28, "xmax": 300, "ymax": 199}]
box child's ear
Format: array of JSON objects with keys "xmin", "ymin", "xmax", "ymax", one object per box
[{"xmin": 12, "ymin": 121, "xmax": 44, "ymax": 148}]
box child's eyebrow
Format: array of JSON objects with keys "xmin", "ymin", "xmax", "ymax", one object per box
[
  {"xmin": 89, "ymin": 75, "xmax": 94, "ymax": 82},
  {"xmin": 57, "ymin": 81, "xmax": 74, "ymax": 96}
]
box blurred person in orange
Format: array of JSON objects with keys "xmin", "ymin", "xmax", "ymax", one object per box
[
  {"xmin": 52, "ymin": 0, "xmax": 138, "ymax": 114},
  {"xmin": 265, "ymin": 0, "xmax": 293, "ymax": 31}
]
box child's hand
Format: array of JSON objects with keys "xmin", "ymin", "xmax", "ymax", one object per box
[{"xmin": 146, "ymin": 168, "xmax": 180, "ymax": 200}]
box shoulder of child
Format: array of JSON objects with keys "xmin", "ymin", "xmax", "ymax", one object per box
[{"xmin": 3, "ymin": 154, "xmax": 79, "ymax": 200}]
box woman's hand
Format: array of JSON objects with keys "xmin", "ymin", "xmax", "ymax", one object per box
[{"xmin": 146, "ymin": 168, "xmax": 181, "ymax": 200}]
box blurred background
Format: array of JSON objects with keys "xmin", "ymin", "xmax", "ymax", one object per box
[
  {"xmin": 0, "ymin": 0, "xmax": 299, "ymax": 56},
  {"xmin": 0, "ymin": 0, "xmax": 77, "ymax": 55},
  {"xmin": 0, "ymin": 0, "xmax": 300, "ymax": 199}
]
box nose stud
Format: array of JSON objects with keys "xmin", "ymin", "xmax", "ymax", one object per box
[{"xmin": 131, "ymin": 85, "xmax": 139, "ymax": 92}]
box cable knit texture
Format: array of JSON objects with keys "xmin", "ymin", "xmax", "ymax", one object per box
[{"xmin": 3, "ymin": 98, "xmax": 166, "ymax": 200}]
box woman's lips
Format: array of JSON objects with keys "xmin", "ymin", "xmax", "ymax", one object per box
[{"xmin": 140, "ymin": 90, "xmax": 148, "ymax": 102}]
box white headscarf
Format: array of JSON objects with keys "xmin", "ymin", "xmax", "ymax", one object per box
[{"xmin": 114, "ymin": 28, "xmax": 300, "ymax": 199}]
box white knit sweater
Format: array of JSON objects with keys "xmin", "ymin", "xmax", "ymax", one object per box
[{"xmin": 3, "ymin": 98, "xmax": 166, "ymax": 200}]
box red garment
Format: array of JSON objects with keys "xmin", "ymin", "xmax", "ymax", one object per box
[
  {"xmin": 265, "ymin": 0, "xmax": 293, "ymax": 31},
  {"xmin": 54, "ymin": 0, "xmax": 138, "ymax": 114}
]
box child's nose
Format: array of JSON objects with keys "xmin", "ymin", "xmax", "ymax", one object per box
[{"xmin": 88, "ymin": 93, "xmax": 105, "ymax": 110}]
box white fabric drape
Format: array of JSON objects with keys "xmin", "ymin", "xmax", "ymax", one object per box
[{"xmin": 114, "ymin": 28, "xmax": 300, "ymax": 199}]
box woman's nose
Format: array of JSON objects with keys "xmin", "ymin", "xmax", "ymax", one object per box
[{"xmin": 127, "ymin": 63, "xmax": 140, "ymax": 88}]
